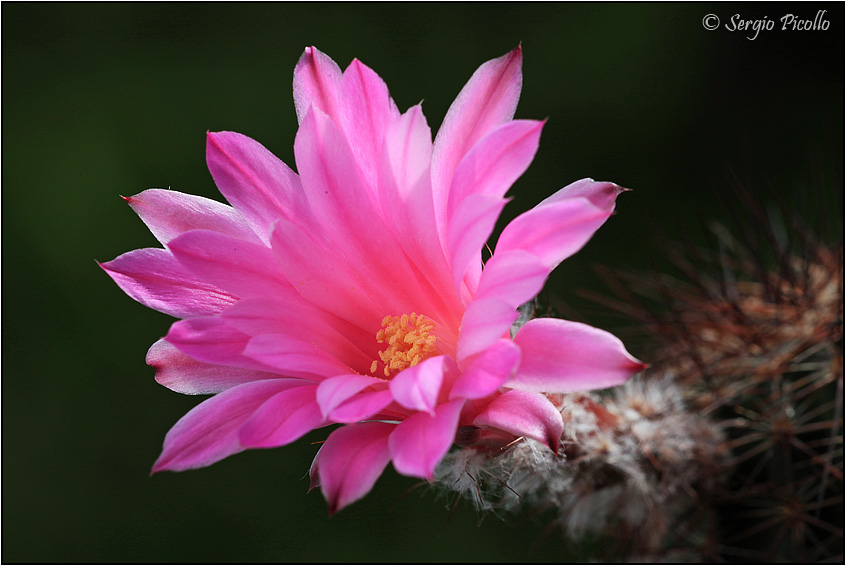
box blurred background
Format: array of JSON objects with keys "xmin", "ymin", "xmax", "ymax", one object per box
[{"xmin": 3, "ymin": 2, "xmax": 842, "ymax": 562}]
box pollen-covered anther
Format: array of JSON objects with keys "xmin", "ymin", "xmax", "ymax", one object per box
[{"xmin": 372, "ymin": 313, "xmax": 438, "ymax": 377}]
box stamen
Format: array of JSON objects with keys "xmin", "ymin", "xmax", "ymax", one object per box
[{"xmin": 372, "ymin": 312, "xmax": 438, "ymax": 377}]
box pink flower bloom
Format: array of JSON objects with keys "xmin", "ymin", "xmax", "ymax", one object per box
[{"xmin": 102, "ymin": 46, "xmax": 645, "ymax": 514}]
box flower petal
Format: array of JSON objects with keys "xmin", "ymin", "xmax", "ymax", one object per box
[
  {"xmin": 293, "ymin": 106, "xmax": 382, "ymax": 244},
  {"xmin": 222, "ymin": 297, "xmax": 373, "ymax": 373},
  {"xmin": 316, "ymin": 374, "xmax": 386, "ymax": 418},
  {"xmin": 389, "ymin": 355, "xmax": 447, "ymax": 414},
  {"xmin": 165, "ymin": 316, "xmax": 275, "ymax": 373},
  {"xmin": 376, "ymin": 105, "xmax": 436, "ymax": 238},
  {"xmin": 168, "ymin": 229, "xmax": 287, "ymax": 299},
  {"xmin": 376, "ymin": 107, "xmax": 461, "ymax": 325},
  {"xmin": 293, "ymin": 46, "xmax": 343, "ymax": 125},
  {"xmin": 495, "ymin": 196, "xmax": 611, "ymax": 269},
  {"xmin": 243, "ymin": 333, "xmax": 353, "ymax": 381},
  {"xmin": 238, "ymin": 384, "xmax": 324, "ymax": 448},
  {"xmin": 475, "ymin": 249, "xmax": 549, "ymax": 308},
  {"xmin": 206, "ymin": 131, "xmax": 308, "ymax": 242},
  {"xmin": 448, "ymin": 193, "xmax": 509, "ymax": 298},
  {"xmin": 509, "ymin": 318, "xmax": 647, "ymax": 393},
  {"xmin": 389, "ymin": 398, "xmax": 464, "ymax": 480},
  {"xmin": 473, "ymin": 389, "xmax": 563, "ymax": 452},
  {"xmin": 340, "ymin": 58, "xmax": 400, "ymax": 187},
  {"xmin": 450, "ymin": 338, "xmax": 521, "ymax": 400},
  {"xmin": 289, "ymin": 110, "xmax": 452, "ymax": 325},
  {"xmin": 316, "ymin": 422, "xmax": 395, "ymax": 514},
  {"xmin": 432, "ymin": 46, "xmax": 522, "ymax": 240},
  {"xmin": 100, "ymin": 248, "xmax": 237, "ymax": 318},
  {"xmin": 328, "ymin": 389, "xmax": 395, "ymax": 424},
  {"xmin": 124, "ymin": 188, "xmax": 257, "ymax": 245},
  {"xmin": 447, "ymin": 119, "xmax": 544, "ymax": 215},
  {"xmin": 269, "ymin": 217, "xmax": 387, "ymax": 328},
  {"xmin": 476, "ymin": 180, "xmax": 626, "ymax": 310},
  {"xmin": 540, "ymin": 178, "xmax": 626, "ymax": 213},
  {"xmin": 456, "ymin": 296, "xmax": 518, "ymax": 364},
  {"xmin": 147, "ymin": 339, "xmax": 277, "ymax": 395},
  {"xmin": 152, "ymin": 378, "xmax": 304, "ymax": 473}
]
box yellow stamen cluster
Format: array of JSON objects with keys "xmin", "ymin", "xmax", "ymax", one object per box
[{"xmin": 370, "ymin": 313, "xmax": 438, "ymax": 377}]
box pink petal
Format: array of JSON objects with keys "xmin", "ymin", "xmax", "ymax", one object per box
[
  {"xmin": 475, "ymin": 249, "xmax": 548, "ymax": 308},
  {"xmin": 376, "ymin": 107, "xmax": 460, "ymax": 323},
  {"xmin": 509, "ymin": 318, "xmax": 647, "ymax": 393},
  {"xmin": 447, "ymin": 119, "xmax": 544, "ymax": 215},
  {"xmin": 450, "ymin": 339, "xmax": 521, "ymax": 400},
  {"xmin": 495, "ymin": 197, "xmax": 611, "ymax": 269},
  {"xmin": 165, "ymin": 316, "xmax": 276, "ymax": 373},
  {"xmin": 316, "ymin": 422, "xmax": 395, "ymax": 514},
  {"xmin": 293, "ymin": 46, "xmax": 343, "ymax": 125},
  {"xmin": 147, "ymin": 339, "xmax": 278, "ymax": 395},
  {"xmin": 243, "ymin": 333, "xmax": 352, "ymax": 381},
  {"xmin": 388, "ymin": 398, "xmax": 464, "ymax": 480},
  {"xmin": 152, "ymin": 378, "xmax": 305, "ymax": 472},
  {"xmin": 540, "ymin": 178, "xmax": 626, "ymax": 213},
  {"xmin": 316, "ymin": 374, "xmax": 386, "ymax": 418},
  {"xmin": 328, "ymin": 389, "xmax": 395, "ymax": 423},
  {"xmin": 206, "ymin": 131, "xmax": 308, "ymax": 242},
  {"xmin": 340, "ymin": 58, "xmax": 400, "ymax": 187},
  {"xmin": 432, "ymin": 46, "xmax": 523, "ymax": 240},
  {"xmin": 100, "ymin": 248, "xmax": 237, "ymax": 318},
  {"xmin": 220, "ymin": 296, "xmax": 313, "ymax": 335},
  {"xmin": 269, "ymin": 218, "xmax": 387, "ymax": 328},
  {"xmin": 294, "ymin": 53, "xmax": 400, "ymax": 195},
  {"xmin": 222, "ymin": 297, "xmax": 373, "ymax": 373},
  {"xmin": 448, "ymin": 193, "xmax": 509, "ymax": 297},
  {"xmin": 167, "ymin": 229, "xmax": 287, "ymax": 299},
  {"xmin": 292, "ymin": 108, "xmax": 396, "ymax": 266},
  {"xmin": 290, "ymin": 110, "xmax": 451, "ymax": 324},
  {"xmin": 238, "ymin": 384, "xmax": 324, "ymax": 448},
  {"xmin": 124, "ymin": 188, "xmax": 256, "ymax": 245},
  {"xmin": 455, "ymin": 296, "xmax": 518, "ymax": 364},
  {"xmin": 293, "ymin": 107, "xmax": 380, "ymax": 242},
  {"xmin": 476, "ymin": 180, "xmax": 626, "ymax": 311},
  {"xmin": 376, "ymin": 105, "xmax": 435, "ymax": 233},
  {"xmin": 473, "ymin": 389, "xmax": 563, "ymax": 452},
  {"xmin": 388, "ymin": 355, "xmax": 447, "ymax": 414}
]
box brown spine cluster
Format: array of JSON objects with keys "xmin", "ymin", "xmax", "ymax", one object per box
[{"xmin": 434, "ymin": 192, "xmax": 843, "ymax": 562}]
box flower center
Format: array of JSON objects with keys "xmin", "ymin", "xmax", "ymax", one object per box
[{"xmin": 370, "ymin": 313, "xmax": 438, "ymax": 377}]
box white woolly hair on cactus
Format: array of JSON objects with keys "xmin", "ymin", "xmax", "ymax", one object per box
[{"xmin": 433, "ymin": 184, "xmax": 843, "ymax": 562}]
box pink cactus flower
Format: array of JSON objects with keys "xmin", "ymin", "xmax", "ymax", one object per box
[{"xmin": 102, "ymin": 46, "xmax": 646, "ymax": 513}]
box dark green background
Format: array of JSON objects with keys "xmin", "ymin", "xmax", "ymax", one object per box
[{"xmin": 3, "ymin": 2, "xmax": 842, "ymax": 563}]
